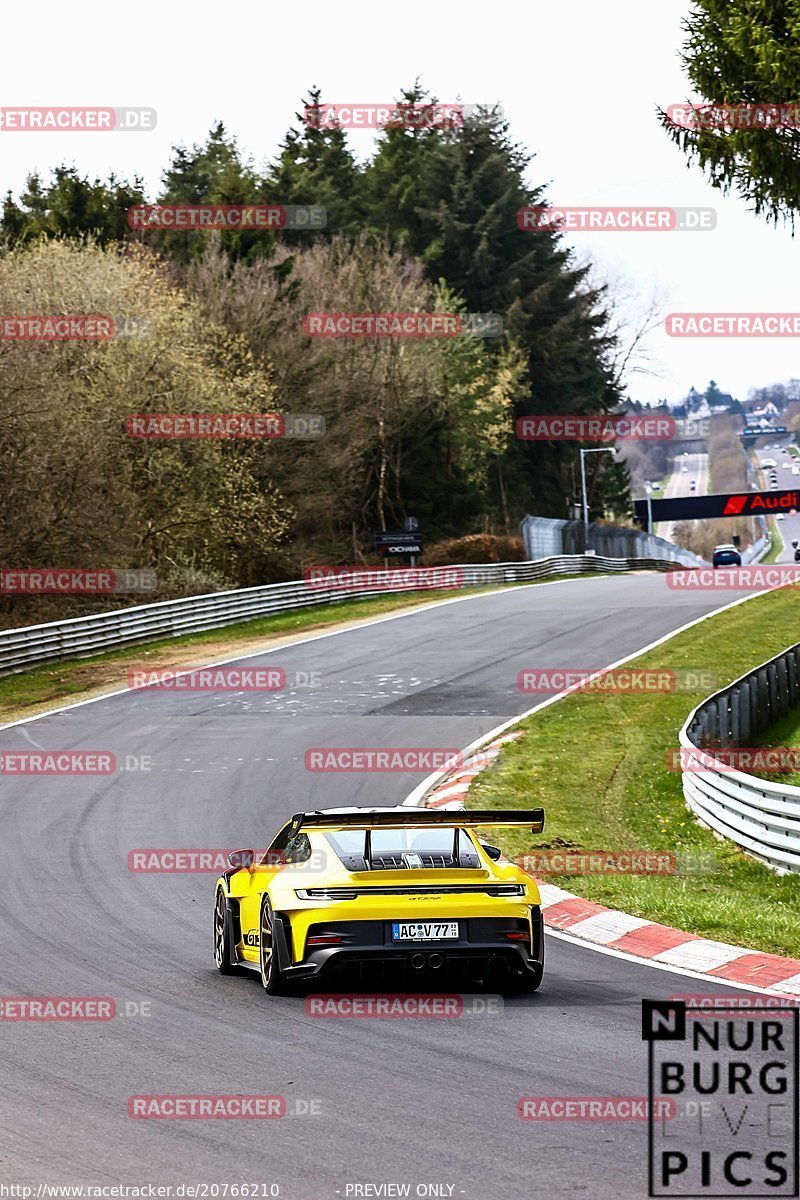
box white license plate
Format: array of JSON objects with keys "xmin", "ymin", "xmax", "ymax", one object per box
[{"xmin": 392, "ymin": 921, "xmax": 459, "ymax": 941}]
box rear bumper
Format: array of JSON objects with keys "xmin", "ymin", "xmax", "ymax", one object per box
[{"xmin": 281, "ymin": 909, "xmax": 545, "ymax": 984}]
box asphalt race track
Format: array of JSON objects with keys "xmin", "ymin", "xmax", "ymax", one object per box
[
  {"xmin": 653, "ymin": 450, "xmax": 709, "ymax": 542},
  {"xmin": 0, "ymin": 575, "xmax": 776, "ymax": 1198}
]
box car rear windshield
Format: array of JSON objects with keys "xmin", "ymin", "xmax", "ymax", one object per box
[{"xmin": 326, "ymin": 827, "xmax": 480, "ymax": 870}]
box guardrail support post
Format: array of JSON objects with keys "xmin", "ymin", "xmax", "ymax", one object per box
[
  {"xmin": 768, "ymin": 664, "xmax": 779, "ymax": 727},
  {"xmin": 730, "ymin": 688, "xmax": 740, "ymax": 747},
  {"xmin": 777, "ymin": 657, "xmax": 789, "ymax": 720},
  {"xmin": 788, "ymin": 653, "xmax": 798, "ymax": 711},
  {"xmin": 739, "ymin": 680, "xmax": 751, "ymax": 744}
]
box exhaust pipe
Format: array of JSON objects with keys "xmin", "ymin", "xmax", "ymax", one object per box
[
  {"xmin": 428, "ymin": 953, "xmax": 444, "ymax": 970},
  {"xmin": 410, "ymin": 953, "xmax": 426, "ymax": 970}
]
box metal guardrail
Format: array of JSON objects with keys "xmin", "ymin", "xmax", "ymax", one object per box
[
  {"xmin": 740, "ymin": 532, "xmax": 769, "ymax": 564},
  {"xmin": 680, "ymin": 642, "xmax": 800, "ymax": 873},
  {"xmin": 0, "ymin": 554, "xmax": 683, "ymax": 676},
  {"xmin": 520, "ymin": 514, "xmax": 707, "ymax": 566}
]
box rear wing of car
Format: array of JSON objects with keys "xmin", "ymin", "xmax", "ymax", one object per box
[{"xmin": 293, "ymin": 809, "xmax": 545, "ymax": 834}]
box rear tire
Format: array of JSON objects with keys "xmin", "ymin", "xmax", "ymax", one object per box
[
  {"xmin": 505, "ymin": 967, "xmax": 544, "ymax": 995},
  {"xmin": 259, "ymin": 896, "xmax": 288, "ymax": 995},
  {"xmin": 214, "ymin": 887, "xmax": 238, "ymax": 975},
  {"xmin": 507, "ymin": 919, "xmax": 545, "ymax": 993}
]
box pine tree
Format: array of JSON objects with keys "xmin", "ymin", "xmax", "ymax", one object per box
[
  {"xmin": 660, "ymin": 0, "xmax": 800, "ymax": 226},
  {"xmin": 362, "ymin": 82, "xmax": 446, "ymax": 250},
  {"xmin": 268, "ymin": 89, "xmax": 366, "ymax": 243},
  {"xmin": 0, "ymin": 168, "xmax": 146, "ymax": 245},
  {"xmin": 158, "ymin": 123, "xmax": 270, "ymax": 261},
  {"xmin": 377, "ymin": 106, "xmax": 621, "ymax": 518}
]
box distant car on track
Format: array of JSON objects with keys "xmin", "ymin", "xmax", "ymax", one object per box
[
  {"xmin": 712, "ymin": 544, "xmax": 742, "ymax": 568},
  {"xmin": 214, "ymin": 807, "xmax": 547, "ymax": 996}
]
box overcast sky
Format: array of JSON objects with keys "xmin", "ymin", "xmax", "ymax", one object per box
[{"xmin": 4, "ymin": 0, "xmax": 799, "ymax": 406}]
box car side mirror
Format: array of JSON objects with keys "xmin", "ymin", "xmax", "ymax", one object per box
[
  {"xmin": 227, "ymin": 848, "xmax": 254, "ymax": 869},
  {"xmin": 481, "ymin": 842, "xmax": 502, "ymax": 861}
]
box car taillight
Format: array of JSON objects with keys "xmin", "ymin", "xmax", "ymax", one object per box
[
  {"xmin": 306, "ymin": 935, "xmax": 344, "ymax": 947},
  {"xmin": 503, "ymin": 931, "xmax": 529, "ymax": 941}
]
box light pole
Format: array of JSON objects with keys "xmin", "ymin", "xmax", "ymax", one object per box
[
  {"xmin": 580, "ymin": 447, "xmax": 616, "ymax": 548},
  {"xmin": 644, "ymin": 481, "xmax": 654, "ymax": 534}
]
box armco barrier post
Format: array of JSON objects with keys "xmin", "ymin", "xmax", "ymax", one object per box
[
  {"xmin": 730, "ymin": 687, "xmax": 741, "ymax": 746},
  {"xmin": 777, "ymin": 657, "xmax": 789, "ymax": 719},
  {"xmin": 789, "ymin": 651, "xmax": 799, "ymax": 710},
  {"xmin": 718, "ymin": 694, "xmax": 731, "ymax": 749}
]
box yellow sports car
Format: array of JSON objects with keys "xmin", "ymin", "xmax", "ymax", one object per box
[{"xmin": 213, "ymin": 806, "xmax": 545, "ymax": 994}]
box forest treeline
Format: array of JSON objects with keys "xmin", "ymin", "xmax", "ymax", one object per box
[{"xmin": 0, "ymin": 90, "xmax": 639, "ymax": 622}]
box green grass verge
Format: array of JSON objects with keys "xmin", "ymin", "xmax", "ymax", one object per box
[
  {"xmin": 468, "ymin": 586, "xmax": 800, "ymax": 958},
  {"xmin": 762, "ymin": 525, "xmax": 784, "ymax": 564},
  {"xmin": 750, "ymin": 691, "xmax": 800, "ymax": 787}
]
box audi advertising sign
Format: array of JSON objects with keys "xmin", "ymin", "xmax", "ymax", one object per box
[{"xmin": 634, "ymin": 489, "xmax": 800, "ymax": 523}]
